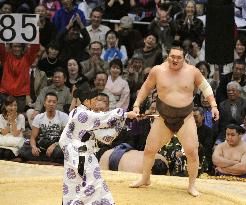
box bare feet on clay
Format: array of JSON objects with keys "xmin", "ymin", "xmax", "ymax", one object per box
[
  {"xmin": 129, "ymin": 179, "xmax": 151, "ymax": 188},
  {"xmin": 188, "ymin": 186, "xmax": 200, "ymax": 197}
]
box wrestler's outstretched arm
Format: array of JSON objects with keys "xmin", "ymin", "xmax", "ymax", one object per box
[
  {"xmin": 133, "ymin": 66, "xmax": 157, "ymax": 114},
  {"xmin": 194, "ymin": 68, "xmax": 219, "ymax": 121}
]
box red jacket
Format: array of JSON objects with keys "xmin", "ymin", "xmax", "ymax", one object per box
[{"xmin": 0, "ymin": 44, "xmax": 40, "ymax": 96}]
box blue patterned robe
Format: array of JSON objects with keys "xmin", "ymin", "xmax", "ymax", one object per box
[{"xmin": 59, "ymin": 105, "xmax": 126, "ymax": 205}]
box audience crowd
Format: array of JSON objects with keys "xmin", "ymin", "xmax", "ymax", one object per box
[{"xmin": 0, "ymin": 0, "xmax": 246, "ymax": 178}]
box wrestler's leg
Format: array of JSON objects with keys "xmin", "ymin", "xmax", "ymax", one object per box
[
  {"xmin": 130, "ymin": 117, "xmax": 173, "ymax": 188},
  {"xmin": 177, "ymin": 114, "xmax": 200, "ymax": 197}
]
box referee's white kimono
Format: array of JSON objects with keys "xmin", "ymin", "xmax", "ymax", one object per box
[{"xmin": 59, "ymin": 105, "xmax": 127, "ymax": 205}]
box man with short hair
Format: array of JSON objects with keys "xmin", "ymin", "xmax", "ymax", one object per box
[
  {"xmin": 213, "ymin": 123, "xmax": 246, "ymax": 177},
  {"xmin": 29, "ymin": 69, "xmax": 72, "ymax": 124},
  {"xmin": 80, "ymin": 41, "xmax": 109, "ymax": 82},
  {"xmin": 20, "ymin": 92, "xmax": 68, "ymax": 164},
  {"xmin": 86, "ymin": 7, "xmax": 110, "ymax": 45},
  {"xmin": 93, "ymin": 72, "xmax": 116, "ymax": 110},
  {"xmin": 130, "ymin": 47, "xmax": 219, "ymax": 196}
]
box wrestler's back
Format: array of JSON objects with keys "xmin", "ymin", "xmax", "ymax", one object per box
[{"xmin": 155, "ymin": 62, "xmax": 196, "ymax": 108}]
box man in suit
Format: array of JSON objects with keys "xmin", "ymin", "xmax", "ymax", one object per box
[{"xmin": 26, "ymin": 57, "xmax": 47, "ymax": 127}]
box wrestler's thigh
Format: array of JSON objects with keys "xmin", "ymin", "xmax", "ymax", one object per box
[
  {"xmin": 177, "ymin": 114, "xmax": 199, "ymax": 154},
  {"xmin": 145, "ymin": 117, "xmax": 173, "ymax": 152}
]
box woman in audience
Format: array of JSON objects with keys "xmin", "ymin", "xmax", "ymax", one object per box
[
  {"xmin": 105, "ymin": 59, "xmax": 130, "ymax": 110},
  {"xmin": 101, "ymin": 30, "xmax": 128, "ymax": 65},
  {"xmin": 234, "ymin": 36, "xmax": 246, "ymax": 61},
  {"xmin": 65, "ymin": 58, "xmax": 88, "ymax": 92},
  {"xmin": 0, "ymin": 96, "xmax": 25, "ymax": 160}
]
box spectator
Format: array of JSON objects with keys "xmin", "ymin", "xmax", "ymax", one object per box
[
  {"xmin": 104, "ymin": 0, "xmax": 130, "ymax": 20},
  {"xmin": 0, "ymin": 43, "xmax": 40, "ymax": 113},
  {"xmin": 40, "ymin": 0, "xmax": 61, "ymax": 19},
  {"xmin": 57, "ymin": 13, "xmax": 90, "ymax": 65},
  {"xmin": 148, "ymin": 7, "xmax": 177, "ymax": 55},
  {"xmin": 216, "ymin": 59, "xmax": 246, "ymax": 104},
  {"xmin": 26, "ymin": 56, "xmax": 48, "ymax": 112},
  {"xmin": 65, "ymin": 58, "xmax": 88, "ymax": 92},
  {"xmin": 235, "ymin": 0, "xmax": 246, "ymax": 20},
  {"xmin": 234, "ymin": 36, "xmax": 246, "ymax": 62},
  {"xmin": 52, "ymin": 0, "xmax": 86, "ymax": 33},
  {"xmin": 35, "ymin": 5, "xmax": 58, "ymax": 49},
  {"xmin": 193, "ymin": 107, "xmax": 215, "ymax": 174},
  {"xmin": 175, "ymin": 0, "xmax": 204, "ymax": 43},
  {"xmin": 0, "ymin": 0, "xmax": 13, "ymax": 14},
  {"xmin": 213, "ymin": 123, "xmax": 246, "ymax": 178},
  {"xmin": 92, "ymin": 72, "xmax": 117, "ymax": 110},
  {"xmin": 118, "ymin": 16, "xmax": 143, "ymax": 58},
  {"xmin": 80, "ymin": 41, "xmax": 109, "ymax": 83},
  {"xmin": 105, "ymin": 59, "xmax": 130, "ymax": 110},
  {"xmin": 0, "ymin": 96, "xmax": 25, "ymax": 160},
  {"xmin": 217, "ymin": 81, "xmax": 246, "ymax": 144},
  {"xmin": 133, "ymin": 32, "xmax": 163, "ymax": 68},
  {"xmin": 101, "ymin": 30, "xmax": 128, "ymax": 65},
  {"xmin": 38, "ymin": 41, "xmax": 62, "ymax": 80},
  {"xmin": 86, "ymin": 7, "xmax": 110, "ymax": 46},
  {"xmin": 20, "ymin": 92, "xmax": 68, "ymax": 164},
  {"xmin": 29, "ymin": 69, "xmax": 72, "ymax": 125}
]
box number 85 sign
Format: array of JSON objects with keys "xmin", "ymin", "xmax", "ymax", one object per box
[{"xmin": 0, "ymin": 14, "xmax": 39, "ymax": 44}]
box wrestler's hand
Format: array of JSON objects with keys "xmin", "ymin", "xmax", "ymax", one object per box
[
  {"xmin": 133, "ymin": 106, "xmax": 140, "ymax": 115},
  {"xmin": 32, "ymin": 146, "xmax": 41, "ymax": 156},
  {"xmin": 211, "ymin": 107, "xmax": 219, "ymax": 121}
]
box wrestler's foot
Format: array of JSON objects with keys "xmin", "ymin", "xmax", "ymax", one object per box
[
  {"xmin": 129, "ymin": 179, "xmax": 151, "ymax": 188},
  {"xmin": 188, "ymin": 186, "xmax": 200, "ymax": 197}
]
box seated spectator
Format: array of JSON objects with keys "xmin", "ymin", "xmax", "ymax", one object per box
[
  {"xmin": 103, "ymin": 0, "xmax": 130, "ymax": 20},
  {"xmin": 92, "ymin": 72, "xmax": 117, "ymax": 110},
  {"xmin": 133, "ymin": 32, "xmax": 163, "ymax": 68},
  {"xmin": 38, "ymin": 41, "xmax": 62, "ymax": 80},
  {"xmin": 52, "ymin": 0, "xmax": 86, "ymax": 33},
  {"xmin": 175, "ymin": 0, "xmax": 204, "ymax": 44},
  {"xmin": 86, "ymin": 7, "xmax": 110, "ymax": 46},
  {"xmin": 35, "ymin": 5, "xmax": 58, "ymax": 49},
  {"xmin": 26, "ymin": 56, "xmax": 48, "ymax": 112},
  {"xmin": 217, "ymin": 81, "xmax": 246, "ymax": 144},
  {"xmin": 213, "ymin": 123, "xmax": 246, "ymax": 178},
  {"xmin": 105, "ymin": 59, "xmax": 130, "ymax": 110},
  {"xmin": 80, "ymin": 41, "xmax": 109, "ymax": 83},
  {"xmin": 148, "ymin": 7, "xmax": 177, "ymax": 55},
  {"xmin": 193, "ymin": 107, "xmax": 215, "ymax": 174},
  {"xmin": 27, "ymin": 69, "xmax": 72, "ymax": 126},
  {"xmin": 19, "ymin": 92, "xmax": 68, "ymax": 164},
  {"xmin": 0, "ymin": 0, "xmax": 13, "ymax": 14},
  {"xmin": 234, "ymin": 36, "xmax": 246, "ymax": 62},
  {"xmin": 57, "ymin": 13, "xmax": 90, "ymax": 65},
  {"xmin": 40, "ymin": 0, "xmax": 61, "ymax": 19},
  {"xmin": 183, "ymin": 39, "xmax": 204, "ymax": 66},
  {"xmin": 99, "ymin": 145, "xmax": 169, "ymax": 175},
  {"xmin": 235, "ymin": 0, "xmax": 246, "ymax": 20},
  {"xmin": 101, "ymin": 30, "xmax": 128, "ymax": 65},
  {"xmin": 0, "ymin": 96, "xmax": 25, "ymax": 160},
  {"xmin": 216, "ymin": 59, "xmax": 246, "ymax": 104},
  {"xmin": 0, "ymin": 42, "xmax": 40, "ymax": 113},
  {"xmin": 65, "ymin": 58, "xmax": 88, "ymax": 92},
  {"xmin": 118, "ymin": 16, "xmax": 143, "ymax": 58}
]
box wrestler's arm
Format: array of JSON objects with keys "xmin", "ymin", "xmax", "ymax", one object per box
[
  {"xmin": 133, "ymin": 66, "xmax": 157, "ymax": 107},
  {"xmin": 194, "ymin": 68, "xmax": 219, "ymax": 120},
  {"xmin": 212, "ymin": 144, "xmax": 239, "ymax": 168},
  {"xmin": 194, "ymin": 68, "xmax": 217, "ymax": 107},
  {"xmin": 219, "ymin": 152, "xmax": 246, "ymax": 175}
]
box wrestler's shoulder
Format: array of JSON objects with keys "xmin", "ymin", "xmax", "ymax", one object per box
[{"xmin": 152, "ymin": 62, "xmax": 168, "ymax": 71}]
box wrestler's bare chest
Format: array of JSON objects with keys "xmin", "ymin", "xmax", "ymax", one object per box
[{"xmin": 156, "ymin": 66, "xmax": 195, "ymax": 93}]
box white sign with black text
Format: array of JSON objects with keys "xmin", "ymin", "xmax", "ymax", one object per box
[{"xmin": 0, "ymin": 13, "xmax": 39, "ymax": 44}]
